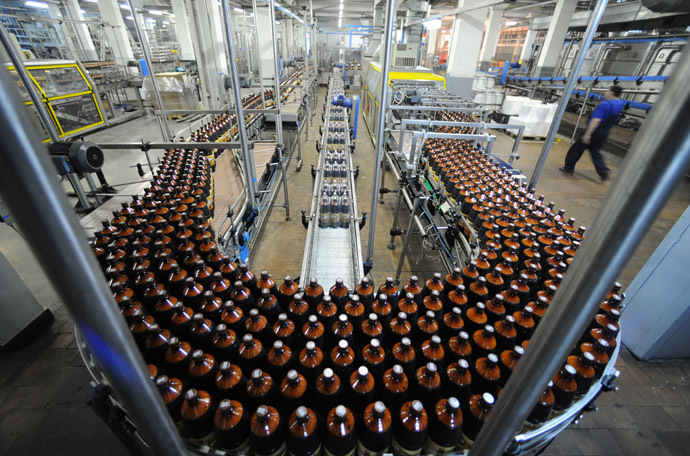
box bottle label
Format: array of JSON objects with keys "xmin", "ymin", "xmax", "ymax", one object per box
[
  {"xmin": 356, "ymin": 440, "xmax": 387, "ymax": 456},
  {"xmin": 390, "ymin": 437, "xmax": 423, "ymax": 456},
  {"xmin": 324, "ymin": 446, "xmax": 355, "ymax": 456},
  {"xmin": 422, "ymin": 438, "xmax": 455, "ymax": 455}
]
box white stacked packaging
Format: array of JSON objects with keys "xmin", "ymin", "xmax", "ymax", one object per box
[{"xmin": 502, "ymin": 95, "xmax": 559, "ymax": 138}]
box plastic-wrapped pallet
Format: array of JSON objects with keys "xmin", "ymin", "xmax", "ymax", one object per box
[{"xmin": 502, "ymin": 95, "xmax": 529, "ymax": 116}]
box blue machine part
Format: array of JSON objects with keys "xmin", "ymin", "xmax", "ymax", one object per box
[
  {"xmin": 353, "ymin": 96, "xmax": 360, "ymax": 140},
  {"xmin": 238, "ymin": 231, "xmax": 250, "ymax": 263},
  {"xmin": 139, "ymin": 58, "xmax": 149, "ymax": 77},
  {"xmin": 332, "ymin": 94, "xmax": 353, "ymax": 109}
]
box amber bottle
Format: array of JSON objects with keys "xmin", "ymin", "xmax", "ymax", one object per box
[
  {"xmin": 494, "ymin": 315, "xmax": 518, "ymax": 352},
  {"xmin": 391, "ymin": 337, "xmax": 417, "ymax": 380},
  {"xmin": 288, "ymin": 293, "xmax": 310, "ymax": 329},
  {"xmin": 361, "ymin": 338, "xmax": 386, "ymax": 380},
  {"xmin": 304, "ymin": 277, "xmax": 325, "ymax": 306},
  {"xmin": 443, "ymin": 268, "xmax": 464, "ymax": 303},
  {"xmin": 238, "ymin": 334, "xmax": 266, "ymax": 373},
  {"xmin": 527, "ymin": 381, "xmax": 555, "ymax": 425},
  {"xmin": 190, "ymin": 313, "xmax": 214, "ymax": 352},
  {"xmin": 129, "ymin": 309, "xmax": 155, "ymax": 349},
  {"xmin": 317, "ymin": 295, "xmax": 339, "ymax": 331},
  {"xmin": 467, "ymin": 276, "xmax": 489, "ymax": 306},
  {"xmin": 303, "ymin": 314, "xmax": 326, "ymax": 348},
  {"xmin": 382, "ymin": 365, "xmax": 409, "ymax": 412},
  {"xmin": 588, "ymin": 323, "xmax": 619, "ymax": 356},
  {"xmin": 499, "ymin": 346, "xmax": 524, "ymax": 386},
  {"xmin": 331, "ymin": 313, "xmax": 354, "ymax": 347},
  {"xmin": 403, "ymin": 275, "xmax": 423, "ymax": 305},
  {"xmin": 273, "ymin": 313, "xmax": 297, "ymax": 347},
  {"xmin": 145, "ymin": 323, "xmax": 170, "ymax": 366},
  {"xmin": 329, "ymin": 278, "xmax": 350, "ymax": 307},
  {"xmin": 199, "ymin": 290, "xmax": 222, "ymax": 322},
  {"xmin": 440, "ymin": 307, "xmax": 464, "ymax": 340},
  {"xmin": 463, "ymin": 393, "xmax": 494, "ymax": 442},
  {"xmin": 214, "ymin": 399, "xmax": 250, "ymax": 452},
  {"xmin": 315, "ymin": 368, "xmax": 342, "ymax": 418},
  {"xmin": 246, "ymin": 369, "xmax": 275, "ymax": 413},
  {"xmin": 464, "ymin": 302, "xmax": 488, "ymax": 336},
  {"xmin": 250, "ymin": 405, "xmax": 285, "ymax": 456},
  {"xmin": 415, "ymin": 311, "xmax": 439, "ymax": 345},
  {"xmin": 513, "ymin": 306, "xmax": 536, "ymax": 343},
  {"xmin": 471, "ymin": 325, "xmax": 497, "ymax": 359},
  {"xmin": 344, "ymin": 294, "xmax": 366, "ymax": 330},
  {"xmin": 461, "ymin": 260, "xmax": 480, "ymax": 284},
  {"xmin": 377, "ymin": 277, "xmax": 399, "ymax": 308},
  {"xmin": 423, "ymin": 272, "xmax": 445, "ymax": 299},
  {"xmin": 530, "ymin": 296, "xmax": 549, "ymax": 324},
  {"xmin": 287, "ymin": 406, "xmax": 321, "ymax": 456},
  {"xmin": 424, "ymin": 397, "xmax": 463, "ymax": 454},
  {"xmin": 278, "ymin": 276, "xmax": 299, "ymax": 307},
  {"xmin": 218, "ymin": 303, "xmax": 243, "ymax": 336},
  {"xmin": 354, "ymin": 277, "xmax": 375, "ymax": 310},
  {"xmin": 486, "ymin": 266, "xmax": 505, "ymax": 296},
  {"xmin": 167, "ymin": 264, "xmax": 189, "ymax": 297},
  {"xmin": 349, "ymin": 366, "xmax": 375, "ymax": 416},
  {"xmin": 258, "ymin": 288, "xmax": 282, "ymax": 324},
  {"xmin": 324, "ymin": 405, "xmax": 356, "ymax": 456},
  {"xmin": 237, "ymin": 264, "xmax": 259, "ymax": 299},
  {"xmin": 391, "ymin": 400, "xmax": 428, "ymax": 456},
  {"xmin": 214, "ymin": 361, "xmax": 245, "ymax": 401},
  {"xmin": 421, "ymin": 335, "xmax": 446, "ymax": 370},
  {"xmin": 386, "ymin": 312, "xmax": 411, "ymax": 348},
  {"xmin": 371, "ymin": 294, "xmax": 393, "ymax": 327},
  {"xmin": 414, "ymin": 362, "xmax": 441, "ymax": 412},
  {"xmin": 447, "ymin": 330, "xmax": 472, "ymax": 364},
  {"xmin": 181, "ymin": 388, "xmax": 216, "ymax": 439},
  {"xmin": 299, "ymin": 341, "xmax": 324, "ymax": 386},
  {"xmin": 165, "ymin": 336, "xmax": 192, "ymax": 379},
  {"xmin": 567, "ymin": 351, "xmax": 596, "ymax": 395},
  {"xmin": 471, "ymin": 353, "xmax": 501, "ymax": 396},
  {"xmin": 552, "ymin": 365, "xmax": 577, "ymax": 411},
  {"xmin": 230, "ymin": 280, "xmax": 256, "ymax": 310},
  {"xmin": 246, "ymin": 308, "xmax": 271, "ymax": 347},
  {"xmin": 445, "ymin": 359, "xmax": 472, "ymax": 404},
  {"xmin": 580, "ymin": 339, "xmax": 610, "ymax": 379},
  {"xmin": 358, "ymin": 402, "xmax": 392, "ymax": 456},
  {"xmin": 397, "ymin": 292, "xmax": 419, "ymax": 323},
  {"xmin": 182, "ymin": 277, "xmax": 205, "ymax": 310},
  {"xmin": 422, "ymin": 290, "xmax": 444, "ymax": 320},
  {"xmin": 280, "ymin": 369, "xmax": 307, "ymax": 415},
  {"xmin": 267, "ymin": 340, "xmax": 293, "ymax": 380},
  {"xmin": 360, "ymin": 313, "xmax": 383, "ymax": 346},
  {"xmin": 155, "ymin": 375, "xmax": 184, "ymax": 422},
  {"xmin": 188, "ymin": 349, "xmax": 219, "ymax": 392}
]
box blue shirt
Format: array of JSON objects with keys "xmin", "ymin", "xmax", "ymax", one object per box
[{"xmin": 589, "ymin": 98, "xmax": 625, "ymax": 136}]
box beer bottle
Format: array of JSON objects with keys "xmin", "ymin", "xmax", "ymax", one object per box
[
  {"xmin": 316, "ymin": 368, "xmax": 342, "ymax": 417},
  {"xmin": 246, "ymin": 308, "xmax": 271, "ymax": 347},
  {"xmin": 355, "ymin": 277, "xmax": 375, "ymax": 309},
  {"xmin": 421, "ymin": 335, "xmax": 446, "ymax": 370},
  {"xmin": 220, "ymin": 301, "xmax": 245, "ymax": 334},
  {"xmin": 324, "ymin": 405, "xmax": 356, "ymax": 456},
  {"xmin": 486, "ymin": 266, "xmax": 505, "ymax": 296},
  {"xmin": 464, "ymin": 302, "xmax": 488, "ymax": 336},
  {"xmin": 397, "ymin": 292, "xmax": 419, "ymax": 323},
  {"xmin": 181, "ymin": 388, "xmax": 216, "ymax": 439},
  {"xmin": 299, "ymin": 341, "xmax": 324, "ymax": 386},
  {"xmin": 461, "ymin": 260, "xmax": 480, "ymax": 284},
  {"xmin": 183, "ymin": 277, "xmax": 206, "ymax": 311},
  {"xmin": 129, "ymin": 309, "xmax": 155, "ymax": 349},
  {"xmin": 358, "ymin": 401, "xmax": 392, "ymax": 456},
  {"xmin": 414, "ymin": 362, "xmax": 441, "ymax": 412},
  {"xmin": 527, "ymin": 382, "xmax": 554, "ymax": 425},
  {"xmin": 588, "ymin": 323, "xmax": 619, "ymax": 356},
  {"xmin": 378, "ymin": 277, "xmax": 400, "ymax": 308},
  {"xmin": 580, "ymin": 339, "xmax": 610, "ymax": 379},
  {"xmin": 199, "ymin": 290, "xmax": 222, "ymax": 322},
  {"xmin": 361, "ymin": 338, "xmax": 386, "ymax": 380},
  {"xmin": 423, "ymin": 272, "xmax": 444, "ymax": 299},
  {"xmin": 415, "ymin": 311, "xmax": 439, "ymax": 345},
  {"xmin": 360, "ymin": 313, "xmax": 383, "ymax": 346},
  {"xmin": 447, "ymin": 330, "xmax": 472, "ymax": 364},
  {"xmin": 230, "ymin": 280, "xmax": 256, "ymax": 310},
  {"xmin": 387, "ymin": 312, "xmax": 412, "ymax": 348},
  {"xmin": 303, "ymin": 314, "xmax": 326, "ymax": 348},
  {"xmin": 463, "ymin": 393, "xmax": 494, "ymax": 442},
  {"xmin": 167, "ymin": 264, "xmax": 188, "ymax": 297},
  {"xmin": 424, "ymin": 397, "xmax": 463, "ymax": 454},
  {"xmin": 593, "ymin": 308, "xmax": 621, "ymax": 333},
  {"xmin": 349, "ymin": 366, "xmax": 375, "ymax": 416},
  {"xmin": 288, "ymin": 293, "xmax": 310, "ymax": 329},
  {"xmin": 151, "ymin": 291, "xmax": 175, "ymax": 324},
  {"xmin": 317, "ymin": 295, "xmax": 339, "ymax": 331},
  {"xmin": 510, "ymin": 273, "xmax": 531, "ymax": 306},
  {"xmin": 255, "ymin": 270, "xmax": 278, "ymax": 297},
  {"xmin": 530, "ymin": 296, "xmax": 549, "ymax": 324},
  {"xmin": 280, "ymin": 369, "xmax": 307, "ymax": 416},
  {"xmin": 155, "ymin": 375, "xmax": 184, "ymax": 422},
  {"xmin": 246, "ymin": 369, "xmax": 276, "ymax": 413},
  {"xmin": 165, "ymin": 336, "xmax": 192, "ymax": 379},
  {"xmin": 391, "ymin": 337, "xmax": 416, "ymax": 380},
  {"xmin": 494, "ymin": 315, "xmax": 517, "ymax": 352},
  {"xmin": 503, "ymin": 284, "xmax": 522, "ymax": 314},
  {"xmin": 190, "ymin": 313, "xmax": 214, "ymax": 352},
  {"xmin": 382, "ymin": 364, "xmax": 409, "ymax": 412},
  {"xmin": 238, "ymin": 334, "xmax": 266, "ymax": 373},
  {"xmin": 445, "ymin": 358, "xmax": 472, "ymax": 404},
  {"xmin": 267, "ymin": 340, "xmax": 293, "ymax": 380},
  {"xmin": 167, "ymin": 302, "xmax": 193, "ymax": 339},
  {"xmin": 471, "ymin": 354, "xmax": 501, "ymax": 396},
  {"xmin": 513, "ymin": 306, "xmax": 536, "ymax": 343},
  {"xmin": 250, "ymin": 405, "xmax": 285, "ymax": 456},
  {"xmin": 499, "ymin": 346, "xmax": 524, "ymax": 386},
  {"xmin": 552, "ymin": 365, "xmax": 577, "ymax": 411},
  {"xmin": 288, "ymin": 406, "xmax": 321, "ymax": 456},
  {"xmin": 189, "ymin": 349, "xmax": 219, "ymax": 392},
  {"xmin": 273, "ymin": 313, "xmax": 297, "ymax": 347},
  {"xmin": 600, "ymin": 293, "xmax": 623, "ymax": 315},
  {"xmin": 391, "ymin": 400, "xmax": 428, "ymax": 456},
  {"xmin": 330, "ymin": 338, "xmax": 356, "ymax": 380},
  {"xmin": 442, "ymin": 268, "xmax": 464, "ymax": 304},
  {"xmin": 402, "ymin": 275, "xmax": 423, "ymax": 305},
  {"xmin": 214, "ymin": 361, "xmax": 245, "ymax": 401},
  {"xmin": 237, "ymin": 263, "xmax": 259, "ymax": 299},
  {"xmin": 210, "ymin": 272, "xmax": 232, "ymax": 303},
  {"xmin": 344, "ymin": 294, "xmax": 366, "ymax": 331},
  {"xmin": 422, "ymin": 290, "xmax": 443, "ymax": 320},
  {"xmin": 304, "ymin": 277, "xmax": 325, "ymax": 306},
  {"xmin": 258, "ymin": 288, "xmax": 282, "ymax": 324},
  {"xmin": 278, "ymin": 276, "xmax": 299, "ymax": 308},
  {"xmin": 331, "ymin": 313, "xmax": 355, "ymax": 347},
  {"xmin": 145, "ymin": 323, "xmax": 170, "ymax": 366},
  {"xmin": 330, "ymin": 278, "xmax": 350, "ymax": 307},
  {"xmin": 371, "ymin": 294, "xmax": 393, "ymax": 327},
  {"xmin": 219, "ymin": 256, "xmax": 238, "ymax": 283},
  {"xmin": 214, "ymin": 399, "xmax": 250, "ymax": 453},
  {"xmin": 440, "ymin": 307, "xmax": 464, "ymax": 340},
  {"xmin": 566, "ymin": 351, "xmax": 596, "ymax": 395},
  {"xmin": 484, "ymin": 294, "xmax": 505, "ymax": 325}
]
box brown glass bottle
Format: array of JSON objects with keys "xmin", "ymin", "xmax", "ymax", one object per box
[
  {"xmin": 344, "ymin": 294, "xmax": 366, "ymax": 330},
  {"xmin": 403, "ymin": 275, "xmax": 423, "ymax": 305},
  {"xmin": 317, "ymin": 295, "xmax": 339, "ymax": 330},
  {"xmin": 324, "ymin": 405, "xmax": 356, "ymax": 456},
  {"xmin": 165, "ymin": 336, "xmax": 192, "ymax": 379},
  {"xmin": 359, "ymin": 313, "xmax": 383, "ymax": 347},
  {"xmin": 552, "ymin": 365, "xmax": 577, "ymax": 411},
  {"xmin": 443, "ymin": 268, "xmax": 464, "ymax": 304},
  {"xmin": 423, "ymin": 272, "xmax": 445, "ymax": 299},
  {"xmin": 580, "ymin": 339, "xmax": 610, "ymax": 379},
  {"xmin": 498, "ymin": 346, "xmax": 524, "ymax": 386},
  {"xmin": 237, "ymin": 263, "xmax": 259, "ymax": 299},
  {"xmin": 214, "ymin": 361, "xmax": 245, "ymax": 400},
  {"xmin": 288, "ymin": 293, "xmax": 310, "ymax": 329},
  {"xmin": 250, "ymin": 405, "xmax": 285, "ymax": 456},
  {"xmin": 280, "ymin": 369, "xmax": 307, "ymax": 416},
  {"xmin": 190, "ymin": 313, "xmax": 214, "ymax": 352},
  {"xmin": 424, "ymin": 397, "xmax": 463, "ymax": 454},
  {"xmin": 398, "ymin": 292, "xmax": 419, "ymax": 323},
  {"xmin": 494, "ymin": 315, "xmax": 518, "ymax": 352},
  {"xmin": 273, "ymin": 313, "xmax": 297, "ymax": 347},
  {"xmin": 267, "ymin": 340, "xmax": 293, "ymax": 380},
  {"xmin": 415, "ymin": 311, "xmax": 439, "ymax": 345},
  {"xmin": 348, "ymin": 366, "xmax": 375, "ymax": 417},
  {"xmin": 471, "ymin": 354, "xmax": 501, "ymax": 396},
  {"xmin": 461, "ymin": 260, "xmax": 480, "ymax": 284},
  {"xmin": 214, "ymin": 399, "xmax": 250, "ymax": 452},
  {"xmin": 331, "ymin": 313, "xmax": 354, "ymax": 347},
  {"xmin": 181, "ymin": 388, "xmax": 216, "ymax": 439},
  {"xmin": 129, "ymin": 309, "xmax": 155, "ymax": 349},
  {"xmin": 464, "ymin": 302, "xmax": 488, "ymax": 336},
  {"xmin": 463, "ymin": 393, "xmax": 494, "ymax": 442},
  {"xmin": 246, "ymin": 308, "xmax": 271, "ymax": 347},
  {"xmin": 378, "ymin": 277, "xmax": 400, "ymax": 308},
  {"xmin": 316, "ymin": 368, "xmax": 342, "ymax": 417},
  {"xmin": 447, "ymin": 330, "xmax": 472, "ymax": 364},
  {"xmin": 567, "ymin": 351, "xmax": 596, "ymax": 395},
  {"xmin": 258, "ymin": 288, "xmax": 282, "ymax": 324},
  {"xmin": 484, "ymin": 294, "xmax": 506, "ymax": 325},
  {"xmin": 391, "ymin": 337, "xmax": 417, "ymax": 380},
  {"xmin": 530, "ymin": 296, "xmax": 549, "ymax": 324},
  {"xmin": 371, "ymin": 294, "xmax": 393, "ymax": 327},
  {"xmin": 467, "ymin": 276, "xmax": 489, "ymax": 306},
  {"xmin": 256, "ymin": 270, "xmax": 278, "ymax": 297},
  {"xmin": 246, "ymin": 369, "xmax": 275, "ymax": 412},
  {"xmin": 329, "ymin": 278, "xmax": 350, "ymax": 308},
  {"xmin": 304, "ymin": 277, "xmax": 324, "ymax": 306},
  {"xmin": 278, "ymin": 276, "xmax": 299, "ymax": 307},
  {"xmin": 355, "ymin": 277, "xmax": 375, "ymax": 309},
  {"xmin": 287, "ymin": 406, "xmax": 321, "ymax": 456},
  {"xmin": 145, "ymin": 323, "xmax": 170, "ymax": 366},
  {"xmin": 513, "ymin": 306, "xmax": 536, "ymax": 343},
  {"xmin": 359, "ymin": 338, "xmax": 384, "ymax": 379},
  {"xmin": 527, "ymin": 382, "xmax": 554, "ymax": 425},
  {"xmin": 302, "ymin": 314, "xmax": 326, "ymax": 348},
  {"xmin": 588, "ymin": 323, "xmax": 619, "ymax": 356},
  {"xmin": 237, "ymin": 333, "xmax": 266, "ymax": 373},
  {"xmin": 299, "ymin": 341, "xmax": 324, "ymax": 386},
  {"xmin": 439, "ymin": 307, "xmax": 463, "ymax": 340},
  {"xmin": 188, "ymin": 349, "xmax": 218, "ymax": 392},
  {"xmin": 155, "ymin": 375, "xmax": 184, "ymax": 422},
  {"xmin": 445, "ymin": 359, "xmax": 472, "ymax": 404},
  {"xmin": 382, "ymin": 364, "xmax": 409, "ymax": 412},
  {"xmin": 391, "ymin": 400, "xmax": 428, "ymax": 456},
  {"xmin": 358, "ymin": 402, "xmax": 392, "ymax": 455},
  {"xmin": 230, "ymin": 280, "xmax": 256, "ymax": 310},
  {"xmin": 421, "ymin": 335, "xmax": 446, "ymax": 371},
  {"xmin": 422, "ymin": 290, "xmax": 444, "ymax": 320},
  {"xmin": 414, "ymin": 362, "xmax": 441, "ymax": 412}
]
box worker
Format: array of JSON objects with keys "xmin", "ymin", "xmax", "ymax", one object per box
[{"xmin": 559, "ymin": 85, "xmax": 625, "ymax": 181}]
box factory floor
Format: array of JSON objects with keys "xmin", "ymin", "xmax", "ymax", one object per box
[{"xmin": 0, "ymin": 87, "xmax": 689, "ymax": 455}]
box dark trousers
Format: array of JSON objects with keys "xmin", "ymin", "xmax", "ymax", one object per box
[{"xmin": 563, "ymin": 136, "xmax": 610, "ymax": 176}]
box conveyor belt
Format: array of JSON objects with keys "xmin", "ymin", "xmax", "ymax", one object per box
[{"xmin": 300, "ymin": 71, "xmax": 363, "ymax": 289}]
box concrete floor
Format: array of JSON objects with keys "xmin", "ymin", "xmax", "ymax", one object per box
[{"xmin": 1, "ymin": 87, "xmax": 690, "ymax": 455}]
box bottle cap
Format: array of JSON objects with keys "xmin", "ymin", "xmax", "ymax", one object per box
[
  {"xmin": 278, "ymin": 313, "xmax": 288, "ymax": 322},
  {"xmin": 482, "ymin": 393, "xmax": 495, "ymax": 406},
  {"xmin": 401, "ymin": 337, "xmax": 412, "ymax": 347},
  {"xmin": 338, "ymin": 314, "xmax": 348, "ymax": 323},
  {"xmin": 368, "ymin": 313, "xmax": 378, "ymax": 321},
  {"xmin": 251, "ymin": 369, "xmax": 263, "ymax": 380},
  {"xmin": 335, "ymin": 405, "xmax": 348, "ymax": 419},
  {"xmin": 219, "ymin": 399, "xmax": 233, "ymax": 413},
  {"xmin": 447, "ymin": 397, "xmax": 460, "ymax": 412},
  {"xmin": 338, "ymin": 340, "xmax": 349, "ymax": 350},
  {"xmin": 458, "ymin": 359, "xmax": 469, "ymax": 370},
  {"xmin": 411, "ymin": 400, "xmax": 424, "ymax": 416},
  {"xmin": 296, "ymin": 406, "xmax": 309, "ymax": 420},
  {"xmin": 155, "ymin": 375, "xmax": 169, "ymax": 386},
  {"xmin": 370, "ymin": 338, "xmax": 381, "ymax": 349},
  {"xmin": 323, "ymin": 368, "xmax": 334, "ymax": 379},
  {"xmin": 287, "ymin": 370, "xmax": 299, "ymax": 382},
  {"xmin": 242, "ymin": 334, "xmax": 253, "ymax": 343},
  {"xmin": 273, "ymin": 340, "xmax": 284, "ymax": 350},
  {"xmin": 392, "ymin": 365, "xmax": 404, "ymax": 376},
  {"xmin": 306, "ymin": 341, "xmax": 316, "ymax": 350},
  {"xmin": 426, "ymin": 362, "xmax": 437, "ymax": 374},
  {"xmin": 431, "ymin": 335, "xmax": 441, "ymax": 347},
  {"xmin": 373, "ymin": 401, "xmax": 386, "ymax": 416},
  {"xmin": 308, "ymin": 314, "xmax": 318, "ymax": 323},
  {"xmin": 256, "ymin": 406, "xmax": 269, "ymax": 419},
  {"xmin": 192, "ymin": 349, "xmax": 204, "ymax": 361},
  {"xmin": 358, "ymin": 366, "xmax": 369, "ymax": 378}
]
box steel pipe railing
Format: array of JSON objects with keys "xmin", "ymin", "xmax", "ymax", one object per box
[
  {"xmin": 470, "ymin": 38, "xmax": 690, "ymax": 456},
  {"xmin": 0, "ymin": 51, "xmax": 187, "ymax": 456}
]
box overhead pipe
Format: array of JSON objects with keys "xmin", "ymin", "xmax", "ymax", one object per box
[
  {"xmin": 269, "ymin": 0, "xmax": 284, "ymax": 146},
  {"xmin": 365, "ymin": 0, "xmax": 397, "ymax": 265},
  {"xmin": 470, "ymin": 10, "xmax": 690, "ymax": 456}
]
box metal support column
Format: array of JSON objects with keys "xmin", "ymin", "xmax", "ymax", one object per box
[
  {"xmin": 221, "ymin": 0, "xmax": 257, "ymax": 209},
  {"xmin": 469, "ymin": 38, "xmax": 690, "ymax": 456},
  {"xmin": 365, "ymin": 0, "xmax": 396, "ymax": 265},
  {"xmin": 0, "ymin": 54, "xmax": 187, "ymax": 456},
  {"xmin": 570, "ymin": 84, "xmax": 592, "ymax": 143},
  {"xmin": 269, "ymin": 0, "xmax": 284, "ymax": 146},
  {"xmin": 529, "ymin": 0, "xmax": 608, "ymax": 188},
  {"xmin": 252, "ymin": 0, "xmax": 267, "ymax": 109},
  {"xmin": 394, "ymin": 195, "xmax": 426, "ymax": 281},
  {"xmin": 126, "ymin": 0, "xmax": 173, "ymax": 141}
]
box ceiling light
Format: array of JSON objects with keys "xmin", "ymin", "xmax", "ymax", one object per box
[
  {"xmin": 149, "ymin": 9, "xmax": 164, "ymax": 15},
  {"xmin": 119, "ymin": 4, "xmax": 131, "ymax": 10},
  {"xmin": 25, "ymin": 1, "xmax": 49, "ymax": 8},
  {"xmin": 233, "ymin": 7, "xmax": 242, "ymax": 12},
  {"xmin": 338, "ymin": 18, "xmax": 342, "ymax": 28}
]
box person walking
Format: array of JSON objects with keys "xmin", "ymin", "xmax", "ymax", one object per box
[{"xmin": 559, "ymin": 85, "xmax": 625, "ymax": 181}]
